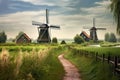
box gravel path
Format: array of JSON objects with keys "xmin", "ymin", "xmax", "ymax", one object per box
[{"xmin": 58, "ymin": 54, "xmax": 81, "ymax": 80}]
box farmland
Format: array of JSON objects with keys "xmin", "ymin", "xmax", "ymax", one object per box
[{"xmin": 0, "ymin": 43, "xmax": 120, "ymax": 80}]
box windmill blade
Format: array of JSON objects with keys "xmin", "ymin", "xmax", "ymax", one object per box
[
  {"xmin": 93, "ymin": 18, "xmax": 95, "ymax": 27},
  {"xmin": 32, "ymin": 21, "xmax": 44, "ymax": 26},
  {"xmin": 46, "ymin": 9, "xmax": 49, "ymax": 24},
  {"xmin": 96, "ymin": 28, "xmax": 106, "ymax": 30},
  {"xmin": 50, "ymin": 25, "xmax": 60, "ymax": 29}
]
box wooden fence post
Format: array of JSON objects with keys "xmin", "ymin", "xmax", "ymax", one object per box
[
  {"xmin": 107, "ymin": 53, "xmax": 110, "ymax": 64},
  {"xmin": 114, "ymin": 56, "xmax": 118, "ymax": 68},
  {"xmin": 96, "ymin": 52, "xmax": 98, "ymax": 61},
  {"xmin": 114, "ymin": 56, "xmax": 118, "ymax": 75},
  {"xmin": 102, "ymin": 54, "xmax": 105, "ymax": 62}
]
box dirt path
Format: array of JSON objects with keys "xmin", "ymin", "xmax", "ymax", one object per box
[{"xmin": 58, "ymin": 54, "xmax": 81, "ymax": 80}]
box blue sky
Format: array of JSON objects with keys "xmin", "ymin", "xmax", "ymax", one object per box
[{"xmin": 0, "ymin": 0, "xmax": 117, "ymax": 40}]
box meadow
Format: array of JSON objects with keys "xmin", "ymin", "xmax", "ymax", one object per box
[
  {"xmin": 0, "ymin": 43, "xmax": 120, "ymax": 80},
  {"xmin": 71, "ymin": 45, "xmax": 120, "ymax": 56},
  {"xmin": 0, "ymin": 44, "xmax": 65, "ymax": 80}
]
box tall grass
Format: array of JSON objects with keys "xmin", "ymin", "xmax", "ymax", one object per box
[
  {"xmin": 0, "ymin": 48, "xmax": 16, "ymax": 80},
  {"xmin": 0, "ymin": 45, "xmax": 65, "ymax": 80}
]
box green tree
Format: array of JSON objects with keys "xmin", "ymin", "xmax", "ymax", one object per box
[
  {"xmin": 61, "ymin": 40, "xmax": 66, "ymax": 44},
  {"xmin": 109, "ymin": 33, "xmax": 117, "ymax": 42},
  {"xmin": 52, "ymin": 37, "xmax": 58, "ymax": 43},
  {"xmin": 117, "ymin": 37, "xmax": 120, "ymax": 42},
  {"xmin": 110, "ymin": 0, "xmax": 120, "ymax": 35},
  {"xmin": 0, "ymin": 31, "xmax": 7, "ymax": 43},
  {"xmin": 105, "ymin": 33, "xmax": 110, "ymax": 41},
  {"xmin": 16, "ymin": 32, "xmax": 24, "ymax": 39},
  {"xmin": 74, "ymin": 34, "xmax": 84, "ymax": 44}
]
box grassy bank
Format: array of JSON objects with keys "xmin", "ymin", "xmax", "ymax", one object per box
[
  {"xmin": 0, "ymin": 45, "xmax": 65, "ymax": 80},
  {"xmin": 100, "ymin": 42, "xmax": 120, "ymax": 47},
  {"xmin": 73, "ymin": 46, "xmax": 120, "ymax": 56},
  {"xmin": 64, "ymin": 47, "xmax": 119, "ymax": 80}
]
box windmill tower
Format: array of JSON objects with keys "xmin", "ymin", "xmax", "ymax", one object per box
[
  {"xmin": 84, "ymin": 18, "xmax": 106, "ymax": 42},
  {"xmin": 32, "ymin": 9, "xmax": 60, "ymax": 43}
]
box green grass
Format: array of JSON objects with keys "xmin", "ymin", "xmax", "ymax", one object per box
[
  {"xmin": 73, "ymin": 46, "xmax": 120, "ymax": 56},
  {"xmin": 64, "ymin": 48, "xmax": 119, "ymax": 80},
  {"xmin": 0, "ymin": 44, "xmax": 65, "ymax": 80},
  {"xmin": 100, "ymin": 42, "xmax": 120, "ymax": 47}
]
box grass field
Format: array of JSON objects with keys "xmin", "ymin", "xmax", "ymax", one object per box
[
  {"xmin": 64, "ymin": 46, "xmax": 120, "ymax": 80},
  {"xmin": 0, "ymin": 43, "xmax": 120, "ymax": 80},
  {"xmin": 0, "ymin": 44, "xmax": 65, "ymax": 80},
  {"xmin": 72, "ymin": 46, "xmax": 120, "ymax": 56}
]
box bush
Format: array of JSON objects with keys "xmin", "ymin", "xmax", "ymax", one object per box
[
  {"xmin": 52, "ymin": 37, "xmax": 58, "ymax": 43},
  {"xmin": 105, "ymin": 33, "xmax": 110, "ymax": 42},
  {"xmin": 74, "ymin": 34, "xmax": 84, "ymax": 44},
  {"xmin": 118, "ymin": 38, "xmax": 120, "ymax": 42},
  {"xmin": 109, "ymin": 33, "xmax": 117, "ymax": 42},
  {"xmin": 61, "ymin": 40, "xmax": 66, "ymax": 44},
  {"xmin": 0, "ymin": 31, "xmax": 7, "ymax": 43},
  {"xmin": 104, "ymin": 33, "xmax": 117, "ymax": 42}
]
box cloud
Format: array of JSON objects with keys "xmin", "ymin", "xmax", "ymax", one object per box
[
  {"xmin": 80, "ymin": 0, "xmax": 111, "ymax": 15},
  {"xmin": 0, "ymin": 0, "xmax": 116, "ymax": 40},
  {"xmin": 17, "ymin": 0, "xmax": 81, "ymax": 14},
  {"xmin": 19, "ymin": 0, "xmax": 79, "ymax": 7},
  {"xmin": 0, "ymin": 10, "xmax": 90, "ymax": 39}
]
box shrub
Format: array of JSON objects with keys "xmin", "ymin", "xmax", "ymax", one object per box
[
  {"xmin": 104, "ymin": 33, "xmax": 117, "ymax": 42},
  {"xmin": 109, "ymin": 33, "xmax": 117, "ymax": 42},
  {"xmin": 61, "ymin": 40, "xmax": 66, "ymax": 44},
  {"xmin": 52, "ymin": 37, "xmax": 58, "ymax": 43},
  {"xmin": 105, "ymin": 33, "xmax": 110, "ymax": 42},
  {"xmin": 0, "ymin": 31, "xmax": 7, "ymax": 43},
  {"xmin": 74, "ymin": 34, "xmax": 84, "ymax": 44}
]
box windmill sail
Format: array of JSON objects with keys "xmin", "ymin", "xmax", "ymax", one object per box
[
  {"xmin": 32, "ymin": 21, "xmax": 43, "ymax": 26},
  {"xmin": 46, "ymin": 9, "xmax": 49, "ymax": 24},
  {"xmin": 50, "ymin": 25, "xmax": 60, "ymax": 28}
]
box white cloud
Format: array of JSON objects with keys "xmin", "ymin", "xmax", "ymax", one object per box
[
  {"xmin": 80, "ymin": 0, "xmax": 111, "ymax": 15},
  {"xmin": 19, "ymin": 0, "xmax": 69, "ymax": 6}
]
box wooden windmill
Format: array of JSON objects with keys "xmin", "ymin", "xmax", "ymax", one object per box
[
  {"xmin": 84, "ymin": 18, "xmax": 106, "ymax": 42},
  {"xmin": 32, "ymin": 9, "xmax": 60, "ymax": 43}
]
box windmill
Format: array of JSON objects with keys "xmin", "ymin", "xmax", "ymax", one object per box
[
  {"xmin": 84, "ymin": 18, "xmax": 106, "ymax": 41},
  {"xmin": 32, "ymin": 9, "xmax": 60, "ymax": 43}
]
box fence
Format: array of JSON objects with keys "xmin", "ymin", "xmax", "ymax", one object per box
[{"xmin": 69, "ymin": 47, "xmax": 120, "ymax": 74}]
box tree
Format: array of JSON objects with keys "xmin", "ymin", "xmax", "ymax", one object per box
[
  {"xmin": 16, "ymin": 32, "xmax": 24, "ymax": 39},
  {"xmin": 74, "ymin": 34, "xmax": 84, "ymax": 44},
  {"xmin": 109, "ymin": 33, "xmax": 117, "ymax": 42},
  {"xmin": 117, "ymin": 37, "xmax": 120, "ymax": 42},
  {"xmin": 110, "ymin": 0, "xmax": 120, "ymax": 35},
  {"xmin": 0, "ymin": 31, "xmax": 7, "ymax": 43},
  {"xmin": 105, "ymin": 33, "xmax": 110, "ymax": 41},
  {"xmin": 52, "ymin": 37, "xmax": 58, "ymax": 43},
  {"xmin": 61, "ymin": 40, "xmax": 66, "ymax": 44}
]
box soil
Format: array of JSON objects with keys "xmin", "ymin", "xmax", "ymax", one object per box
[{"xmin": 58, "ymin": 54, "xmax": 81, "ymax": 80}]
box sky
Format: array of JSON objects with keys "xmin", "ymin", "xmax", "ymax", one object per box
[{"xmin": 0, "ymin": 0, "xmax": 118, "ymax": 40}]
